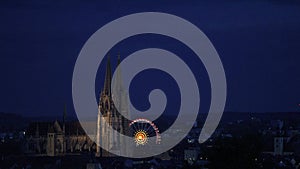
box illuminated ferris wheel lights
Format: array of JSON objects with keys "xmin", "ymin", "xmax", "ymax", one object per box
[
  {"xmin": 130, "ymin": 118, "xmax": 161, "ymax": 145},
  {"xmin": 134, "ymin": 130, "xmax": 149, "ymax": 146}
]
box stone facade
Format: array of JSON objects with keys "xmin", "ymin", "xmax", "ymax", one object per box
[
  {"xmin": 25, "ymin": 120, "xmax": 96, "ymax": 156},
  {"xmin": 96, "ymin": 55, "xmax": 130, "ymax": 157}
]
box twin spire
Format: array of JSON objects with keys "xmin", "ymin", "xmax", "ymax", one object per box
[{"xmin": 102, "ymin": 54, "xmax": 122, "ymax": 97}]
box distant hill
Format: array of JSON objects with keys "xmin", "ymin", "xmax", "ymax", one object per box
[
  {"xmin": 1, "ymin": 111, "xmax": 300, "ymax": 132},
  {"xmin": 0, "ymin": 112, "xmax": 26, "ymax": 132},
  {"xmin": 220, "ymin": 112, "xmax": 300, "ymax": 123},
  {"xmin": 0, "ymin": 112, "xmax": 77, "ymax": 132}
]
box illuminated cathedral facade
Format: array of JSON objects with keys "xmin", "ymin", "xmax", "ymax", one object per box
[
  {"xmin": 25, "ymin": 55, "xmax": 130, "ymax": 157},
  {"xmin": 96, "ymin": 55, "xmax": 130, "ymax": 157}
]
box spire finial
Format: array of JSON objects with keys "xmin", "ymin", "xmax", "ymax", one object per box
[
  {"xmin": 103, "ymin": 54, "xmax": 112, "ymax": 96},
  {"xmin": 117, "ymin": 52, "xmax": 121, "ymax": 66}
]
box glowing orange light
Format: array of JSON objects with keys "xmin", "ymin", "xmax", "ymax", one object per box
[{"xmin": 134, "ymin": 130, "xmax": 148, "ymax": 146}]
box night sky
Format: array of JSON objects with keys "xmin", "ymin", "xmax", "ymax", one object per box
[{"xmin": 1, "ymin": 0, "xmax": 300, "ymax": 117}]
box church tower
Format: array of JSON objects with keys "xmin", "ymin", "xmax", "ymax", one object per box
[
  {"xmin": 96, "ymin": 55, "xmax": 130, "ymax": 157},
  {"xmin": 274, "ymin": 120, "xmax": 285, "ymax": 155}
]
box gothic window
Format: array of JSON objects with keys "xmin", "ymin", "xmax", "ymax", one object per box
[
  {"xmin": 56, "ymin": 139, "xmax": 62, "ymax": 153},
  {"xmin": 105, "ymin": 100, "xmax": 110, "ymax": 110}
]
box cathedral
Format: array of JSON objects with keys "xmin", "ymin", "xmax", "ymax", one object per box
[
  {"xmin": 25, "ymin": 55, "xmax": 129, "ymax": 157},
  {"xmin": 96, "ymin": 55, "xmax": 130, "ymax": 157},
  {"xmin": 25, "ymin": 119, "xmax": 96, "ymax": 156}
]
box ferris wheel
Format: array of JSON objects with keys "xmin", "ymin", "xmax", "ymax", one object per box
[{"xmin": 129, "ymin": 118, "xmax": 161, "ymax": 146}]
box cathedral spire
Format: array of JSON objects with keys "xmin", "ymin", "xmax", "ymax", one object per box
[
  {"xmin": 103, "ymin": 55, "xmax": 112, "ymax": 96},
  {"xmin": 114, "ymin": 53, "xmax": 123, "ymax": 92},
  {"xmin": 117, "ymin": 52, "xmax": 121, "ymax": 66},
  {"xmin": 63, "ymin": 104, "xmax": 66, "ymax": 133},
  {"xmin": 113, "ymin": 53, "xmax": 126, "ymax": 122}
]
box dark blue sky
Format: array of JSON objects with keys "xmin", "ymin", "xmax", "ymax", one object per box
[{"xmin": 0, "ymin": 0, "xmax": 300, "ymax": 117}]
